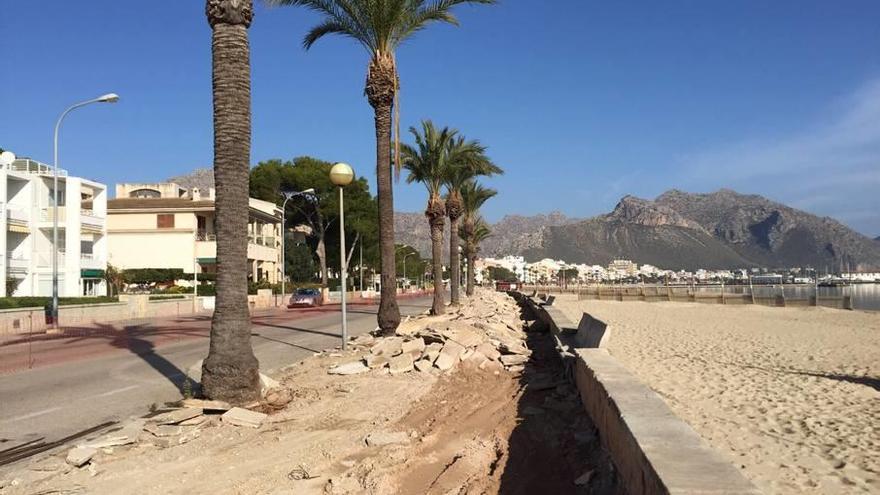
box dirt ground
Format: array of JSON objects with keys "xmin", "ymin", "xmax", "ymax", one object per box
[{"xmin": 1, "ymin": 291, "xmax": 619, "ymax": 495}]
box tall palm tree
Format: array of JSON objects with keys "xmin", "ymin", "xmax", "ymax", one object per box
[
  {"xmin": 267, "ymin": 0, "xmax": 496, "ymax": 334},
  {"xmin": 459, "ymin": 180, "xmax": 496, "ymax": 296},
  {"xmin": 402, "ymin": 121, "xmax": 457, "ymax": 315},
  {"xmin": 444, "ymin": 137, "xmax": 501, "ymax": 305},
  {"xmin": 202, "ymin": 0, "xmax": 260, "ymax": 403},
  {"xmin": 459, "ymin": 216, "xmax": 490, "ymax": 291}
]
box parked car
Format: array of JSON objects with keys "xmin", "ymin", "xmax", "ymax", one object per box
[{"xmin": 288, "ymin": 288, "xmax": 323, "ymax": 308}]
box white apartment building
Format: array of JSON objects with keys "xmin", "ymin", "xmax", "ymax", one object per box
[
  {"xmin": 107, "ymin": 183, "xmax": 282, "ymax": 284},
  {"xmin": 1, "ymin": 158, "xmax": 108, "ymax": 297}
]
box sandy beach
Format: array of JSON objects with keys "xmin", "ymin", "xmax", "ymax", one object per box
[{"xmin": 557, "ymin": 297, "xmax": 880, "ymax": 494}]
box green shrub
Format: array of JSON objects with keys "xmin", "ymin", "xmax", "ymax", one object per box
[
  {"xmin": 0, "ymin": 296, "xmax": 119, "ymax": 310},
  {"xmin": 148, "ymin": 295, "xmax": 187, "ymax": 301}
]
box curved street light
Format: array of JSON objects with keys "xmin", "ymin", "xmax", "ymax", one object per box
[{"xmin": 51, "ymin": 94, "xmax": 119, "ymax": 330}]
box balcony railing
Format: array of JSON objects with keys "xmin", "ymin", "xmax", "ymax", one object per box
[
  {"xmin": 6, "ymin": 208, "xmax": 30, "ymax": 224},
  {"xmin": 81, "ymin": 210, "xmax": 105, "ymax": 228},
  {"xmin": 40, "ymin": 207, "xmax": 67, "ymax": 222},
  {"xmin": 196, "ymin": 231, "xmax": 216, "ymax": 242},
  {"xmin": 6, "ymin": 252, "xmax": 29, "ymax": 271},
  {"xmin": 80, "ymin": 253, "xmax": 104, "ymax": 269}
]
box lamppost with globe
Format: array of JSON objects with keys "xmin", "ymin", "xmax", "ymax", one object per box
[{"xmin": 329, "ymin": 163, "xmax": 354, "ymax": 350}]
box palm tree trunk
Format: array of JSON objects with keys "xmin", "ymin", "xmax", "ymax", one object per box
[
  {"xmin": 466, "ymin": 244, "xmax": 476, "ymax": 296},
  {"xmin": 202, "ymin": 1, "xmax": 260, "ymax": 404},
  {"xmin": 429, "ymin": 215, "xmax": 446, "ymax": 315},
  {"xmin": 448, "ymin": 216, "xmax": 461, "ymax": 304},
  {"xmin": 367, "ymin": 55, "xmax": 400, "ymax": 334}
]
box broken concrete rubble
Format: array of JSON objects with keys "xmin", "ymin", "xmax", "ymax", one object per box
[
  {"xmin": 66, "ymin": 447, "xmax": 97, "ymax": 467},
  {"xmin": 221, "ymin": 407, "xmax": 267, "ymax": 428},
  {"xmin": 328, "ymin": 361, "xmax": 370, "ymax": 375},
  {"xmin": 388, "ymin": 353, "xmax": 415, "ymax": 374}
]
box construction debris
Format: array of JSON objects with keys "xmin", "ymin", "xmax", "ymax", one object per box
[
  {"xmin": 65, "ymin": 447, "xmax": 96, "ymax": 468},
  {"xmin": 220, "ymin": 407, "xmax": 267, "ymax": 428},
  {"xmin": 319, "ymin": 289, "xmax": 529, "ymax": 377}
]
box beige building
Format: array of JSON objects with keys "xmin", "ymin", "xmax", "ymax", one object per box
[{"xmin": 107, "ymin": 183, "xmax": 282, "ymax": 284}]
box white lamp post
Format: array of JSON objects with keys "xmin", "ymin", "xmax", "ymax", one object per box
[
  {"xmin": 401, "ymin": 252, "xmax": 414, "ymax": 291},
  {"xmin": 51, "ymin": 94, "xmax": 119, "ymax": 329},
  {"xmin": 279, "ymin": 188, "xmax": 315, "ymax": 306},
  {"xmin": 329, "ymin": 163, "xmax": 354, "ymax": 350}
]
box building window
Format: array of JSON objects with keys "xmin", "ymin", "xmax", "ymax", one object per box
[{"xmin": 157, "ymin": 214, "xmax": 175, "ymax": 229}]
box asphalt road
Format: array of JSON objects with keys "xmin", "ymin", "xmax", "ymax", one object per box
[{"xmin": 0, "ymin": 296, "xmax": 432, "ymax": 466}]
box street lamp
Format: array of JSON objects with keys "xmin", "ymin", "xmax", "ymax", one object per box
[
  {"xmin": 51, "ymin": 93, "xmax": 119, "ymax": 330},
  {"xmin": 401, "ymin": 252, "xmax": 414, "ymax": 291},
  {"xmin": 329, "ymin": 163, "xmax": 354, "ymax": 350},
  {"xmin": 279, "ymin": 188, "xmax": 315, "ymax": 306}
]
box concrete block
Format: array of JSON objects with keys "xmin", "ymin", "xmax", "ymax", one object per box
[
  {"xmin": 329, "ymin": 361, "xmax": 370, "ymax": 375},
  {"xmin": 66, "ymin": 447, "xmax": 97, "ymax": 467},
  {"xmin": 181, "ymin": 399, "xmax": 231, "ymax": 412},
  {"xmin": 476, "ymin": 342, "xmax": 501, "ymax": 361},
  {"xmin": 221, "ymin": 407, "xmax": 267, "ymax": 428},
  {"xmin": 364, "ymin": 354, "xmax": 390, "ymax": 369},
  {"xmin": 400, "ymin": 337, "xmax": 425, "ymax": 355},
  {"xmin": 500, "ymin": 354, "xmax": 529, "ymax": 367},
  {"xmin": 414, "ymin": 359, "xmax": 433, "ymax": 373},
  {"xmin": 149, "ymin": 408, "xmax": 203, "ymax": 425},
  {"xmin": 388, "ymin": 353, "xmax": 414, "ymax": 374},
  {"xmin": 574, "ymin": 313, "xmax": 612, "ymax": 349},
  {"xmin": 370, "ymin": 337, "xmax": 403, "ymax": 356},
  {"xmin": 434, "ymin": 340, "xmax": 465, "ymax": 371}
]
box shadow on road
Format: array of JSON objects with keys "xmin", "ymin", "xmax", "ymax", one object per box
[{"xmin": 61, "ymin": 322, "xmax": 202, "ymax": 393}]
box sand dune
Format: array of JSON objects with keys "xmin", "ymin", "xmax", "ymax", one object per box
[{"xmin": 557, "ymin": 298, "xmax": 879, "ymax": 494}]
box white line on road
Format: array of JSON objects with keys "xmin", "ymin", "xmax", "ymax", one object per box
[
  {"xmin": 3, "ymin": 406, "xmax": 62, "ymax": 423},
  {"xmin": 94, "ymin": 384, "xmax": 140, "ymax": 398}
]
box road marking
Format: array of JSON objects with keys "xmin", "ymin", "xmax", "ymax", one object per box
[
  {"xmin": 4, "ymin": 406, "xmax": 62, "ymax": 423},
  {"xmin": 94, "ymin": 384, "xmax": 139, "ymax": 398}
]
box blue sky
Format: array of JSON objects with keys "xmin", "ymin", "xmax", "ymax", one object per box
[{"xmin": 2, "ymin": 1, "xmax": 879, "ymax": 235}]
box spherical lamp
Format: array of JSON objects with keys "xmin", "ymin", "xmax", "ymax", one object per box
[{"xmin": 329, "ymin": 162, "xmax": 354, "ymax": 187}]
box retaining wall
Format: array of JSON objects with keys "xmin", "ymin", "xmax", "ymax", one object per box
[{"xmin": 513, "ymin": 291, "xmax": 760, "ymax": 495}]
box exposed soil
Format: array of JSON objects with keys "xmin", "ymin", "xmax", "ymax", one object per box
[{"xmin": 1, "ymin": 291, "xmax": 618, "ymax": 495}]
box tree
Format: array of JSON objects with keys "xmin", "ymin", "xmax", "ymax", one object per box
[
  {"xmin": 201, "ymin": 0, "xmax": 260, "ymax": 404},
  {"xmin": 402, "ymin": 121, "xmax": 458, "ymax": 315},
  {"xmin": 444, "ymin": 137, "xmax": 501, "ymax": 304},
  {"xmin": 287, "ymin": 242, "xmax": 318, "ymax": 282},
  {"xmin": 395, "ymin": 244, "xmax": 424, "ymax": 286},
  {"xmin": 249, "ymin": 157, "xmax": 377, "ymax": 289},
  {"xmin": 459, "ymin": 180, "xmax": 497, "ymax": 295},
  {"xmin": 487, "ymin": 265, "xmax": 517, "ymax": 283},
  {"xmin": 269, "ymin": 0, "xmax": 497, "ymax": 334},
  {"xmin": 104, "ymin": 264, "xmax": 124, "ymax": 296}
]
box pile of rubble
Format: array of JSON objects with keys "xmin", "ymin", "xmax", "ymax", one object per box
[
  {"xmin": 328, "ymin": 289, "xmax": 529, "ymax": 376},
  {"xmin": 59, "ymin": 374, "xmax": 294, "ymax": 475},
  {"xmin": 53, "ymin": 289, "xmax": 524, "ymax": 478}
]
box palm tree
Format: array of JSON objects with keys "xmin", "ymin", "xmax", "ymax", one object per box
[
  {"xmin": 201, "ymin": 0, "xmax": 260, "ymax": 404},
  {"xmin": 267, "ymin": 0, "xmax": 496, "ymax": 334},
  {"xmin": 402, "ymin": 121, "xmax": 457, "ymax": 315},
  {"xmin": 459, "ymin": 180, "xmax": 497, "ymax": 295},
  {"xmin": 444, "ymin": 137, "xmax": 501, "ymax": 305}
]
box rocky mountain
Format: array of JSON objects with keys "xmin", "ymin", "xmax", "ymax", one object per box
[
  {"xmin": 529, "ymin": 190, "xmax": 880, "ymax": 270},
  {"xmin": 167, "ymin": 168, "xmax": 214, "ymax": 191},
  {"xmin": 393, "ymin": 211, "xmax": 578, "ymax": 260}
]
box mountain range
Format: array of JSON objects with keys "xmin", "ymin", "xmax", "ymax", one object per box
[
  {"xmin": 166, "ymin": 168, "xmax": 879, "ymax": 270},
  {"xmin": 398, "ymin": 189, "xmax": 880, "ymax": 270}
]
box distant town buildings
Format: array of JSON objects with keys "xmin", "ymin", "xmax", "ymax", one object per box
[
  {"xmin": 2, "ymin": 158, "xmax": 108, "ymax": 297},
  {"xmin": 107, "ymin": 183, "xmax": 283, "ymax": 284}
]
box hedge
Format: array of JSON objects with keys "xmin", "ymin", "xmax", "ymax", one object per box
[{"xmin": 0, "ymin": 296, "xmax": 119, "ymax": 310}]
